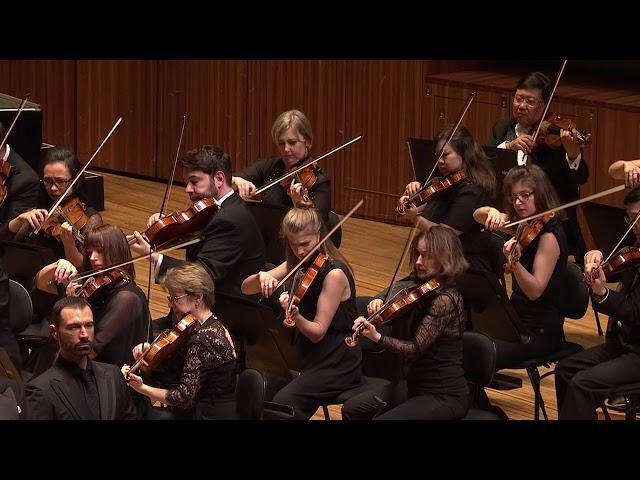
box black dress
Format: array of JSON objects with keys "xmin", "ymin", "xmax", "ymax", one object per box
[{"xmin": 272, "ymin": 257, "xmax": 362, "ymax": 419}]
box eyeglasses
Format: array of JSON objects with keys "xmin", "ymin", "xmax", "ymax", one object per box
[
  {"xmin": 510, "ymin": 190, "xmax": 535, "ymax": 204},
  {"xmin": 41, "ymin": 177, "xmax": 72, "ymax": 189},
  {"xmin": 166, "ymin": 293, "xmax": 190, "ymax": 303},
  {"xmin": 513, "ymin": 95, "xmax": 540, "ymax": 108}
]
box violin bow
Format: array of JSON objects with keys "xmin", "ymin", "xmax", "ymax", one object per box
[
  {"xmin": 379, "ymin": 225, "xmax": 418, "ymax": 306},
  {"xmin": 503, "ymin": 184, "xmax": 626, "ymax": 229},
  {"xmin": 523, "ymin": 59, "xmax": 567, "ymax": 165},
  {"xmin": 159, "ymin": 115, "xmax": 187, "ymax": 217},
  {"xmin": 34, "ymin": 117, "xmax": 123, "ymax": 235},
  {"xmin": 70, "ymin": 237, "xmax": 201, "ymax": 284},
  {"xmin": 273, "ymin": 199, "xmax": 364, "ymax": 291},
  {"xmin": 0, "ymin": 95, "xmax": 29, "ymax": 152},
  {"xmin": 251, "ymin": 135, "xmax": 362, "ymax": 198},
  {"xmin": 602, "ymin": 210, "xmax": 640, "ymax": 264},
  {"xmin": 422, "ymin": 92, "xmax": 475, "ymax": 186}
]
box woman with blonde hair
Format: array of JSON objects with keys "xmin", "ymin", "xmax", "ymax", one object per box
[{"xmin": 242, "ymin": 206, "xmax": 360, "ymax": 419}]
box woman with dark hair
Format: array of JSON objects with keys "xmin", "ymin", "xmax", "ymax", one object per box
[
  {"xmin": 342, "ymin": 226, "xmax": 470, "ymax": 420},
  {"xmin": 241, "ymin": 206, "xmax": 360, "ymax": 419},
  {"xmin": 474, "ymin": 164, "xmax": 568, "ymax": 368},
  {"xmin": 7, "ymin": 146, "xmax": 102, "ymax": 267},
  {"xmin": 398, "ymin": 124, "xmax": 498, "ymax": 274},
  {"xmin": 34, "ymin": 224, "xmax": 147, "ymax": 368},
  {"xmin": 122, "ymin": 262, "xmax": 238, "ymax": 420}
]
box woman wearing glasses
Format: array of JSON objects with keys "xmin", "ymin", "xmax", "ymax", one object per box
[
  {"xmin": 34, "ymin": 224, "xmax": 147, "ymax": 369},
  {"xmin": 6, "ymin": 146, "xmax": 102, "ymax": 267},
  {"xmin": 474, "ymin": 164, "xmax": 568, "ymax": 368},
  {"xmin": 486, "ymin": 71, "xmax": 588, "ymax": 265},
  {"xmin": 398, "ymin": 125, "xmax": 499, "ymax": 276},
  {"xmin": 122, "ymin": 262, "xmax": 238, "ymax": 420},
  {"xmin": 231, "ymin": 109, "xmax": 331, "ymax": 223}
]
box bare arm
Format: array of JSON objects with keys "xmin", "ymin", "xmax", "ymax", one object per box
[
  {"xmin": 241, "ymin": 261, "xmax": 288, "ymax": 297},
  {"xmin": 509, "ymin": 232, "xmax": 560, "ymax": 301}
]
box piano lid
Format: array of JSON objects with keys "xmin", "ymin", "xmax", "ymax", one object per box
[{"xmin": 0, "ymin": 92, "xmax": 40, "ymax": 111}]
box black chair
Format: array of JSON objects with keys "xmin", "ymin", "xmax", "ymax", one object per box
[
  {"xmin": 236, "ymin": 368, "xmax": 294, "ymax": 420},
  {"xmin": 461, "ymin": 332, "xmax": 505, "ymax": 420},
  {"xmin": 506, "ymin": 262, "xmax": 588, "ymax": 420},
  {"xmin": 601, "ymin": 384, "xmax": 640, "ymax": 421}
]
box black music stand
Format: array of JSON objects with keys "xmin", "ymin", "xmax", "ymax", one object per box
[
  {"xmin": 244, "ymin": 201, "xmax": 288, "ymax": 266},
  {"xmin": 456, "ymin": 269, "xmax": 528, "ymax": 345},
  {"xmin": 581, "ymin": 201, "xmax": 630, "ymax": 256},
  {"xmin": 407, "ymin": 137, "xmax": 518, "ymax": 208},
  {"xmin": 0, "ymin": 93, "xmax": 43, "ymax": 172}
]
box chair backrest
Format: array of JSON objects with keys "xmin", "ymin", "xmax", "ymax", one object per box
[
  {"xmin": 462, "ymin": 331, "xmax": 496, "ymax": 388},
  {"xmin": 558, "ymin": 262, "xmax": 589, "ymax": 320},
  {"xmin": 8, "ymin": 279, "xmax": 33, "ymax": 334},
  {"xmin": 236, "ymin": 368, "xmax": 266, "ymax": 420},
  {"xmin": 326, "ymin": 211, "xmax": 342, "ymax": 249}
]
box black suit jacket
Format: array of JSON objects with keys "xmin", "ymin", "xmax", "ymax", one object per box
[
  {"xmin": 159, "ymin": 192, "xmax": 266, "ymax": 300},
  {"xmin": 597, "ymin": 267, "xmax": 640, "ymax": 355},
  {"xmin": 25, "ymin": 359, "xmax": 138, "ymax": 420},
  {"xmin": 0, "ymin": 147, "xmax": 40, "ymax": 239},
  {"xmin": 487, "ymin": 118, "xmax": 589, "ymax": 257}
]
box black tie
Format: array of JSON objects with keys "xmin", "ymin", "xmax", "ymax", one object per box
[{"xmin": 80, "ymin": 369, "xmax": 101, "ymax": 420}]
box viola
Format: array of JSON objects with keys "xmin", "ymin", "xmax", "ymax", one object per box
[
  {"xmin": 76, "ymin": 269, "xmax": 131, "ymax": 300},
  {"xmin": 505, "ymin": 212, "xmax": 555, "ymax": 273},
  {"xmin": 41, "ymin": 196, "xmax": 89, "ymax": 244},
  {"xmin": 396, "ymin": 170, "xmax": 467, "ymax": 215},
  {"xmin": 127, "ymin": 314, "xmax": 199, "ymax": 376},
  {"xmin": 144, "ymin": 197, "xmax": 219, "ymax": 247},
  {"xmin": 284, "ymin": 251, "xmax": 329, "ymax": 326},
  {"xmin": 280, "ymin": 160, "xmax": 317, "ymax": 207},
  {"xmin": 0, "ymin": 160, "xmax": 11, "ymax": 207},
  {"xmin": 345, "ymin": 277, "xmax": 441, "ymax": 347},
  {"xmin": 536, "ymin": 112, "xmax": 592, "ymax": 149}
]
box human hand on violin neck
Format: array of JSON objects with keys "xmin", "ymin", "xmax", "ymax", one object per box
[
  {"xmin": 287, "ymin": 178, "xmax": 313, "ymax": 208},
  {"xmin": 559, "ymin": 129, "xmax": 581, "ymax": 160},
  {"xmin": 503, "ymin": 238, "xmax": 522, "ymax": 268},
  {"xmin": 352, "ymin": 316, "xmax": 380, "ymax": 343}
]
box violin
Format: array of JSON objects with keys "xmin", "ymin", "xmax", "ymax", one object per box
[
  {"xmin": 0, "ymin": 160, "xmax": 11, "ymax": 207},
  {"xmin": 75, "ymin": 269, "xmax": 131, "ymax": 300},
  {"xmin": 144, "ymin": 197, "xmax": 219, "ymax": 247},
  {"xmin": 41, "ymin": 196, "xmax": 89, "ymax": 244},
  {"xmin": 586, "ymin": 246, "xmax": 640, "ymax": 283},
  {"xmin": 127, "ymin": 314, "xmax": 199, "ymax": 376},
  {"xmin": 396, "ymin": 170, "xmax": 467, "ymax": 215},
  {"xmin": 536, "ymin": 112, "xmax": 592, "ymax": 149},
  {"xmin": 280, "ymin": 160, "xmax": 317, "ymax": 207},
  {"xmin": 284, "ymin": 251, "xmax": 329, "ymax": 326},
  {"xmin": 505, "ymin": 212, "xmax": 555, "ymax": 273},
  {"xmin": 345, "ymin": 278, "xmax": 441, "ymax": 347}
]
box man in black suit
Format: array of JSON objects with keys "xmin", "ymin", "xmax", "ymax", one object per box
[
  {"xmin": 486, "ymin": 72, "xmax": 589, "ymax": 262},
  {"xmin": 25, "ymin": 296, "xmax": 138, "ymax": 420},
  {"xmin": 129, "ymin": 145, "xmax": 266, "ymax": 301},
  {"xmin": 555, "ymin": 187, "xmax": 640, "ymax": 420}
]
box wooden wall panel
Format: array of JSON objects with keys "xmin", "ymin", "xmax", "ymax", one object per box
[
  {"xmin": 76, "ymin": 61, "xmax": 157, "ymax": 176},
  {"xmin": 0, "ymin": 60, "xmax": 76, "ymax": 147},
  {"xmin": 156, "ymin": 61, "xmax": 248, "ymax": 180}
]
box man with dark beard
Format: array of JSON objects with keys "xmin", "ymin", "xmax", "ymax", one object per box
[{"xmin": 25, "ymin": 297, "xmax": 138, "ymax": 420}]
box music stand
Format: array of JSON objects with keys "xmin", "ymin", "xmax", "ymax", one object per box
[
  {"xmin": 456, "ymin": 269, "xmax": 528, "ymax": 345},
  {"xmin": 244, "ymin": 201, "xmax": 288, "ymax": 266},
  {"xmin": 407, "ymin": 137, "xmax": 518, "ymax": 208},
  {"xmin": 580, "ymin": 201, "xmax": 630, "ymax": 255}
]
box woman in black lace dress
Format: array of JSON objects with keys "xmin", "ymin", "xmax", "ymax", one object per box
[
  {"xmin": 341, "ymin": 226, "xmax": 470, "ymax": 420},
  {"xmin": 123, "ymin": 262, "xmax": 238, "ymax": 420},
  {"xmin": 241, "ymin": 207, "xmax": 360, "ymax": 419}
]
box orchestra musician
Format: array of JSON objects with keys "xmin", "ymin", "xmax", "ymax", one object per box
[
  {"xmin": 486, "ymin": 71, "xmax": 588, "ymax": 263},
  {"xmin": 34, "ymin": 224, "xmax": 147, "ymax": 368},
  {"xmin": 122, "ymin": 262, "xmax": 238, "ymax": 420},
  {"xmin": 555, "ymin": 187, "xmax": 640, "ymax": 420},
  {"xmin": 398, "ymin": 125, "xmax": 500, "ymax": 275},
  {"xmin": 241, "ymin": 207, "xmax": 360, "ymax": 419},
  {"xmin": 474, "ymin": 164, "xmax": 568, "ymax": 368},
  {"xmin": 341, "ymin": 226, "xmax": 470, "ymax": 420},
  {"xmin": 6, "ymin": 146, "xmax": 102, "ymax": 267},
  {"xmin": 231, "ymin": 109, "xmax": 331, "ymax": 223}
]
